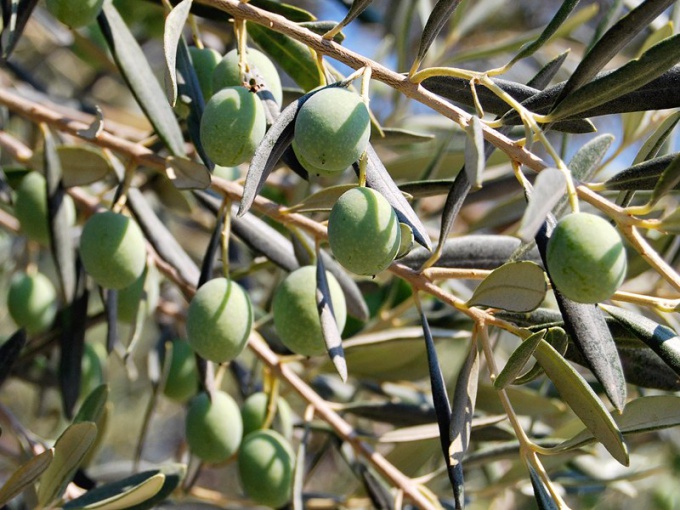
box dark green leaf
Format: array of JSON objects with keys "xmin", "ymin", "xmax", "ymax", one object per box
[
  {"xmin": 250, "ymin": 0, "xmax": 315, "ymax": 22},
  {"xmin": 532, "ymin": 339, "xmax": 629, "ymax": 465},
  {"xmin": 633, "ymin": 110, "xmax": 680, "ymax": 164},
  {"xmin": 316, "ymin": 254, "xmax": 347, "ymax": 382},
  {"xmin": 649, "ymin": 153, "xmax": 680, "ymax": 207},
  {"xmin": 527, "ymin": 464, "xmax": 559, "ymax": 510},
  {"xmin": 37, "ymin": 422, "xmax": 98, "ymax": 508},
  {"xmin": 602, "ymin": 305, "xmax": 680, "ymax": 376},
  {"xmin": 449, "ymin": 339, "xmax": 478, "ymax": 470},
  {"xmin": 297, "ymin": 21, "xmax": 345, "ymax": 43},
  {"xmin": 467, "ymin": 262, "xmax": 546, "ymax": 312},
  {"xmin": 248, "ymin": 22, "xmax": 323, "ymax": 91},
  {"xmin": 0, "ymin": 449, "xmax": 53, "ymax": 507},
  {"xmin": 163, "ymin": 0, "xmax": 193, "ymax": 105},
  {"xmin": 414, "ymin": 0, "xmax": 464, "ymax": 67},
  {"xmin": 355, "ymin": 463, "xmax": 393, "ymax": 510},
  {"xmin": 198, "ymin": 206, "xmax": 224, "ymax": 287},
  {"xmin": 603, "ymin": 152, "xmax": 678, "ymax": 190},
  {"xmin": 73, "ymin": 384, "xmax": 109, "ymax": 425},
  {"xmin": 99, "ymin": 3, "xmax": 186, "ymax": 156},
  {"xmin": 509, "ymin": 0, "xmax": 580, "ymax": 66},
  {"xmin": 526, "ymin": 51, "xmax": 570, "ymax": 90},
  {"xmin": 550, "ymin": 34, "xmax": 680, "ymax": 121},
  {"xmin": 433, "ymin": 171, "xmax": 471, "ymax": 261},
  {"xmin": 518, "ymin": 168, "xmax": 566, "ymax": 242},
  {"xmin": 363, "ymin": 144, "xmax": 432, "ymax": 250},
  {"xmin": 59, "ymin": 277, "xmax": 89, "ymax": 419},
  {"xmin": 495, "ymin": 330, "xmax": 547, "ymax": 389},
  {"xmin": 342, "ymin": 401, "xmax": 435, "ymax": 427},
  {"xmin": 372, "ymin": 127, "xmax": 435, "ymax": 146},
  {"xmin": 400, "ymin": 235, "xmax": 542, "ymax": 270},
  {"xmin": 319, "ymin": 0, "xmax": 371, "ymax": 39},
  {"xmin": 0, "ymin": 0, "xmax": 39, "ymax": 60},
  {"xmin": 550, "ymin": 0, "xmax": 676, "ymax": 110},
  {"xmin": 64, "ymin": 473, "xmax": 165, "ymax": 510},
  {"xmin": 0, "ymin": 329, "xmax": 25, "ymax": 389},
  {"xmin": 43, "ymin": 126, "xmax": 75, "ymax": 304}
]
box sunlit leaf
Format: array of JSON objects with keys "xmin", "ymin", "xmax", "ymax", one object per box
[
  {"xmin": 449, "ymin": 339, "xmax": 479, "ymax": 469},
  {"xmin": 633, "ymin": 110, "xmax": 680, "ymax": 165},
  {"xmin": 414, "ymin": 0, "xmax": 464, "ymax": 68},
  {"xmin": 467, "ymin": 261, "xmax": 546, "ymax": 312},
  {"xmin": 63, "ymin": 473, "xmax": 165, "ymax": 510},
  {"xmin": 464, "ymin": 116, "xmax": 484, "ymax": 190},
  {"xmin": 649, "ymin": 153, "xmax": 680, "ymax": 207},
  {"xmin": 286, "ymin": 184, "xmax": 357, "ymax": 213},
  {"xmin": 163, "ymin": 0, "xmax": 193, "ymax": 105},
  {"xmin": 165, "ymin": 156, "xmax": 211, "ymax": 190},
  {"xmin": 518, "ymin": 168, "xmax": 566, "ymax": 242},
  {"xmin": 73, "ymin": 385, "xmax": 109, "ymax": 425},
  {"xmin": 0, "ymin": 449, "xmax": 53, "ymax": 507},
  {"xmin": 495, "ymin": 330, "xmax": 546, "ymax": 389},
  {"xmin": 316, "ymin": 254, "xmax": 347, "ymax": 382}
]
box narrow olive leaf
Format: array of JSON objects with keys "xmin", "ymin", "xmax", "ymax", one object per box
[
  {"xmin": 420, "ymin": 310, "xmax": 464, "ymax": 508},
  {"xmin": 322, "ymin": 0, "xmax": 373, "ymax": 38},
  {"xmin": 298, "ymin": 21, "xmax": 345, "ymax": 43},
  {"xmin": 513, "ymin": 328, "xmax": 568, "ymax": 386},
  {"xmin": 467, "ymin": 261, "xmax": 546, "ymax": 312},
  {"xmin": 286, "ymin": 184, "xmax": 357, "ymax": 213},
  {"xmin": 248, "ymin": 22, "xmax": 323, "ymax": 91},
  {"xmin": 163, "ymin": 0, "xmax": 193, "ymax": 105},
  {"xmin": 37, "ymin": 422, "xmax": 98, "ymax": 508},
  {"xmin": 239, "ymin": 88, "xmax": 323, "ymax": 217},
  {"xmin": 400, "ymin": 235, "xmax": 542, "ymax": 270},
  {"xmin": 508, "ymin": 0, "xmax": 580, "ymax": 66},
  {"xmin": 379, "ymin": 423, "xmax": 440, "ymax": 443},
  {"xmin": 1, "ymin": 0, "xmax": 39, "ymax": 59},
  {"xmin": 528, "ymin": 51, "xmax": 570, "ymax": 90},
  {"xmin": 0, "ymin": 449, "xmax": 53, "ymax": 507},
  {"xmin": 165, "ymin": 157, "xmax": 211, "ymax": 190},
  {"xmin": 59, "ymin": 273, "xmax": 89, "ymax": 419},
  {"xmin": 569, "ymin": 134, "xmax": 614, "ymax": 181},
  {"xmin": 56, "ymin": 146, "xmax": 111, "ymax": 187},
  {"xmin": 363, "ymin": 144, "xmax": 432, "ymax": 250},
  {"xmin": 399, "ymin": 179, "xmax": 454, "ymax": 198},
  {"xmin": 43, "ymin": 126, "xmax": 75, "ymax": 303},
  {"xmin": 176, "ymin": 38, "xmax": 211, "ymax": 169},
  {"xmin": 198, "ymin": 209, "xmax": 223, "ymax": 287},
  {"xmin": 634, "ymin": 110, "xmax": 680, "ymax": 164},
  {"xmin": 98, "ymin": 3, "xmax": 186, "ymax": 156},
  {"xmin": 63, "ymin": 473, "xmax": 165, "ymax": 510},
  {"xmin": 555, "ymin": 395, "xmax": 680, "ymax": 453},
  {"xmin": 250, "ymin": 0, "xmax": 315, "ymax": 22},
  {"xmin": 551, "ymin": 0, "xmax": 675, "ymax": 110},
  {"xmin": 127, "ymin": 188, "xmax": 200, "ymax": 287},
  {"xmin": 316, "ymin": 254, "xmax": 347, "ymax": 383},
  {"xmin": 535, "ymin": 223, "xmax": 627, "ymax": 411},
  {"xmin": 73, "ymin": 384, "xmax": 109, "ymax": 425},
  {"xmin": 494, "ymin": 330, "xmax": 547, "ymax": 389},
  {"xmin": 372, "ymin": 127, "xmax": 435, "ymax": 146},
  {"xmin": 0, "ymin": 329, "xmax": 26, "ymax": 388},
  {"xmin": 355, "ymin": 463, "xmax": 394, "ymax": 510},
  {"xmin": 603, "ymin": 152, "xmax": 678, "ymax": 190},
  {"xmin": 550, "ymin": 34, "xmax": 680, "ymax": 121},
  {"xmin": 527, "ymin": 464, "xmax": 559, "ymax": 510},
  {"xmin": 601, "ymin": 305, "xmax": 680, "ymax": 376},
  {"xmin": 648, "ymin": 153, "xmax": 680, "ymax": 207},
  {"xmin": 125, "ymin": 464, "xmax": 185, "ymax": 510},
  {"xmin": 449, "ymin": 340, "xmax": 479, "ymax": 470},
  {"xmin": 518, "ymin": 168, "xmax": 567, "ymax": 242},
  {"xmin": 414, "ymin": 0, "xmax": 464, "ymax": 67},
  {"xmin": 464, "ymin": 116, "xmax": 484, "ymax": 190},
  {"xmin": 532, "ymin": 339, "xmax": 629, "ymax": 465}
]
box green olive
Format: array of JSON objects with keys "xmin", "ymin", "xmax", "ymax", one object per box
[
  {"xmin": 185, "ymin": 277, "xmax": 253, "ymax": 363},
  {"xmin": 272, "ymin": 266, "xmax": 347, "ymax": 357},
  {"xmin": 293, "ymin": 87, "xmax": 370, "ymax": 174},
  {"xmin": 546, "ymin": 212, "xmax": 627, "ymax": 304},
  {"xmin": 7, "ymin": 272, "xmax": 57, "ymax": 334},
  {"xmin": 189, "ymin": 46, "xmax": 222, "ymax": 101},
  {"xmin": 238, "ymin": 430, "xmax": 295, "ymax": 508},
  {"xmin": 185, "ymin": 390, "xmax": 243, "ymax": 463},
  {"xmin": 79, "ymin": 211, "xmax": 147, "ymax": 290},
  {"xmin": 200, "ymin": 86, "xmax": 266, "ymax": 166},
  {"xmin": 241, "ymin": 392, "xmax": 294, "ymax": 440},
  {"xmin": 163, "ymin": 339, "xmax": 199, "ymax": 403},
  {"xmin": 14, "ymin": 172, "xmax": 76, "ymax": 246},
  {"xmin": 327, "ymin": 187, "xmax": 401, "ymax": 276},
  {"xmin": 46, "ymin": 0, "xmax": 104, "ymax": 28},
  {"xmin": 212, "ymin": 48, "xmax": 283, "ymax": 105}
]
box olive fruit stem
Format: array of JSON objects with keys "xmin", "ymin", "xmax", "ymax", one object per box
[
  {"xmin": 235, "ymin": 18, "xmax": 248, "ymax": 81},
  {"xmin": 189, "ymin": 14, "xmax": 204, "ymax": 48}
]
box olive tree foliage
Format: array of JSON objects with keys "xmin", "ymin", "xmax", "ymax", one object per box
[{"xmin": 0, "ymin": 0, "xmax": 679, "ymax": 508}]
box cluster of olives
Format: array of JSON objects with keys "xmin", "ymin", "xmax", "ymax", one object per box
[
  {"xmin": 195, "ymin": 47, "xmax": 282, "ymax": 167},
  {"xmin": 185, "ymin": 390, "xmax": 296, "ymax": 508},
  {"xmin": 546, "ymin": 212, "xmax": 627, "ymax": 303},
  {"xmin": 292, "ymin": 87, "xmax": 370, "ymax": 176}
]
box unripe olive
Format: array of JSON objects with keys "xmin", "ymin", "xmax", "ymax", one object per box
[
  {"xmin": 163, "ymin": 339, "xmax": 199, "ymax": 402},
  {"xmin": 328, "ymin": 187, "xmax": 401, "ymax": 276},
  {"xmin": 291, "ymin": 139, "xmax": 334, "ymax": 177},
  {"xmin": 185, "ymin": 277, "xmax": 253, "ymax": 363},
  {"xmin": 14, "ymin": 172, "xmax": 76, "ymax": 246},
  {"xmin": 241, "ymin": 392, "xmax": 294, "ymax": 440},
  {"xmin": 238, "ymin": 430, "xmax": 295, "ymax": 508},
  {"xmin": 200, "ymin": 87, "xmax": 266, "ymax": 167},
  {"xmin": 293, "ymin": 87, "xmax": 370, "ymax": 174},
  {"xmin": 79, "ymin": 211, "xmax": 147, "ymax": 290},
  {"xmin": 546, "ymin": 212, "xmax": 627, "ymax": 304},
  {"xmin": 46, "ymin": 0, "xmax": 104, "ymax": 28},
  {"xmin": 212, "ymin": 48, "xmax": 283, "ymax": 105},
  {"xmin": 7, "ymin": 272, "xmax": 57, "ymax": 334},
  {"xmin": 186, "ymin": 391, "xmax": 243, "ymax": 463},
  {"xmin": 189, "ymin": 46, "xmax": 221, "ymax": 101},
  {"xmin": 272, "ymin": 266, "xmax": 346, "ymax": 357}
]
